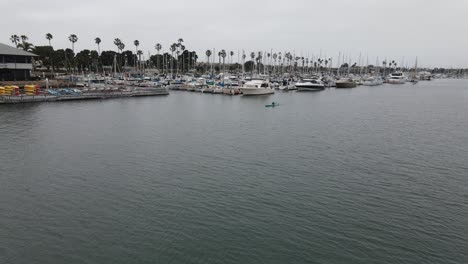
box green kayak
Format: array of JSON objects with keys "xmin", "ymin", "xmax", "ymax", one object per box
[{"xmin": 265, "ymin": 102, "xmax": 279, "ymax": 107}]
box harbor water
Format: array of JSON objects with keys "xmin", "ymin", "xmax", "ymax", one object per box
[{"xmin": 1, "ymin": 80, "xmax": 467, "ymax": 263}]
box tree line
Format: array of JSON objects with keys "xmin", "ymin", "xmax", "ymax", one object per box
[{"xmin": 9, "ymin": 34, "xmax": 198, "ymax": 74}]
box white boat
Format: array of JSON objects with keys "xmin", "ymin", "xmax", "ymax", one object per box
[
  {"xmin": 295, "ymin": 79, "xmax": 325, "ymax": 91},
  {"xmin": 387, "ymin": 71, "xmax": 407, "ymax": 84},
  {"xmin": 213, "ymin": 87, "xmax": 223, "ymax": 94},
  {"xmin": 240, "ymin": 80, "xmax": 275, "ymax": 96},
  {"xmin": 222, "ymin": 87, "xmax": 242, "ymax": 95},
  {"xmin": 362, "ymin": 76, "xmax": 384, "ymax": 86},
  {"xmin": 201, "ymin": 86, "xmax": 214, "ymax": 93},
  {"xmin": 419, "ymin": 71, "xmax": 432, "ymax": 81}
]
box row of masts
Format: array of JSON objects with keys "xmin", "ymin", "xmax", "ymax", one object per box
[{"xmin": 101, "ymin": 48, "xmax": 421, "ymax": 79}]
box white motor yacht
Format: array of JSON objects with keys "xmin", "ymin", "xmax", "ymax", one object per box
[
  {"xmin": 387, "ymin": 71, "xmax": 407, "ymax": 84},
  {"xmin": 295, "ymin": 79, "xmax": 325, "ymax": 91},
  {"xmin": 240, "ymin": 80, "xmax": 275, "ymax": 96}
]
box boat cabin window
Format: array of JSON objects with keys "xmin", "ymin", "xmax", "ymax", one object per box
[{"xmin": 260, "ymin": 83, "xmax": 269, "ymax": 88}]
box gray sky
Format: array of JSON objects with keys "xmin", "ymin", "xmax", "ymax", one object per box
[{"xmin": 3, "ymin": 0, "xmax": 467, "ymax": 67}]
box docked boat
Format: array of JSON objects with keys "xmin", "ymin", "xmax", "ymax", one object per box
[
  {"xmin": 362, "ymin": 76, "xmax": 384, "ymax": 86},
  {"xmin": 387, "ymin": 71, "xmax": 407, "ymax": 84},
  {"xmin": 201, "ymin": 86, "xmax": 214, "ymax": 93},
  {"xmin": 335, "ymin": 78, "xmax": 357, "ymax": 88},
  {"xmin": 213, "ymin": 87, "xmax": 223, "ymax": 94},
  {"xmin": 222, "ymin": 87, "xmax": 242, "ymax": 95},
  {"xmin": 241, "ymin": 80, "xmax": 275, "ymax": 96},
  {"xmin": 295, "ymin": 79, "xmax": 325, "ymax": 91},
  {"xmin": 419, "ymin": 71, "xmax": 432, "ymax": 81}
]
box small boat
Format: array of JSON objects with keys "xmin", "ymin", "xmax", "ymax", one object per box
[
  {"xmin": 241, "ymin": 80, "xmax": 275, "ymax": 96},
  {"xmin": 295, "ymin": 79, "xmax": 325, "ymax": 91},
  {"xmin": 265, "ymin": 102, "xmax": 279, "ymax": 107},
  {"xmin": 362, "ymin": 76, "xmax": 384, "ymax": 86},
  {"xmin": 335, "ymin": 78, "xmax": 357, "ymax": 88},
  {"xmin": 387, "ymin": 71, "xmax": 407, "ymax": 84},
  {"xmin": 419, "ymin": 71, "xmax": 432, "ymax": 81},
  {"xmin": 222, "ymin": 87, "xmax": 241, "ymax": 95},
  {"xmin": 201, "ymin": 86, "xmax": 214, "ymax": 93},
  {"xmin": 213, "ymin": 87, "xmax": 223, "ymax": 94}
]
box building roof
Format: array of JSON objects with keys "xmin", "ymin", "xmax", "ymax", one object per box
[{"xmin": 0, "ymin": 42, "xmax": 37, "ymax": 56}]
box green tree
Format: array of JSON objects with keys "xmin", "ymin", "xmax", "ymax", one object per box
[
  {"xmin": 32, "ymin": 46, "xmax": 54, "ymax": 69},
  {"xmin": 90, "ymin": 50, "xmax": 99, "ymax": 72},
  {"xmin": 52, "ymin": 49, "xmax": 67, "ymax": 71},
  {"xmin": 75, "ymin": 49, "xmax": 92, "ymax": 71},
  {"xmin": 122, "ymin": 50, "xmax": 135, "ymax": 67},
  {"xmin": 100, "ymin": 50, "xmax": 117, "ymax": 66}
]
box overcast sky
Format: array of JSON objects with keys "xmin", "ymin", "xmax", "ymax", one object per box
[{"xmin": 3, "ymin": 0, "xmax": 467, "ymax": 67}]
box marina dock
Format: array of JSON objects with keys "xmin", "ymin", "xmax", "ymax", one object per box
[{"xmin": 0, "ymin": 88, "xmax": 169, "ymax": 104}]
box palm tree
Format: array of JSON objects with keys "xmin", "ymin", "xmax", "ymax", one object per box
[
  {"xmin": 114, "ymin": 38, "xmax": 122, "ymax": 52},
  {"xmin": 230, "ymin": 51, "xmax": 234, "ymax": 65},
  {"xmin": 134, "ymin": 40, "xmax": 140, "ymax": 52},
  {"xmin": 155, "ymin": 43, "xmax": 162, "ymax": 54},
  {"xmin": 170, "ymin": 43, "xmax": 177, "ymax": 75},
  {"xmin": 218, "ymin": 51, "xmax": 222, "ymax": 66},
  {"xmin": 154, "ymin": 43, "xmax": 162, "ymax": 70},
  {"xmin": 68, "ymin": 34, "xmax": 78, "ymax": 52},
  {"xmin": 17, "ymin": 35, "xmax": 30, "ymax": 50},
  {"xmin": 118, "ymin": 43, "xmax": 125, "ymax": 53},
  {"xmin": 242, "ymin": 53, "xmax": 246, "ymax": 73},
  {"xmin": 133, "ymin": 40, "xmax": 140, "ymax": 69},
  {"xmin": 267, "ymin": 52, "xmax": 271, "ymax": 72},
  {"xmin": 137, "ymin": 50, "xmax": 143, "ymax": 64},
  {"xmin": 20, "ymin": 35, "xmax": 28, "ymax": 44},
  {"xmin": 175, "ymin": 49, "xmax": 181, "ymax": 75},
  {"xmin": 18, "ymin": 42, "xmax": 34, "ymax": 51},
  {"xmin": 95, "ymin": 37, "xmax": 101, "ymax": 54},
  {"xmin": 272, "ymin": 53, "xmax": 277, "ymax": 73},
  {"xmin": 180, "ymin": 45, "xmax": 186, "ymax": 73},
  {"xmin": 250, "ymin": 52, "xmax": 255, "ymax": 73},
  {"xmin": 257, "ymin": 52, "xmax": 263, "ymax": 74},
  {"xmin": 205, "ymin": 50, "xmax": 212, "ymax": 73},
  {"xmin": 220, "ymin": 50, "xmax": 227, "ymax": 73},
  {"xmin": 46, "ymin": 33, "xmax": 53, "ymax": 46},
  {"xmin": 113, "ymin": 38, "xmax": 122, "ymax": 66},
  {"xmin": 10, "ymin": 34, "xmax": 20, "ymax": 47}
]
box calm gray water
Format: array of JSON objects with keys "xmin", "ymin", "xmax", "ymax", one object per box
[{"xmin": 1, "ymin": 80, "xmax": 468, "ymax": 264}]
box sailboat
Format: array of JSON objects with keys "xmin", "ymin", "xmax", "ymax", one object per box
[{"xmin": 409, "ymin": 57, "xmax": 419, "ymax": 84}]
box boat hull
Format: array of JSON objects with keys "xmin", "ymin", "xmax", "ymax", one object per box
[
  {"xmin": 362, "ymin": 80, "xmax": 383, "ymax": 86},
  {"xmin": 335, "ymin": 82, "xmax": 357, "ymax": 88},
  {"xmin": 296, "ymin": 85, "xmax": 325, "ymax": 91},
  {"xmin": 241, "ymin": 88, "xmax": 274, "ymax": 96},
  {"xmin": 387, "ymin": 79, "xmax": 406, "ymax": 84},
  {"xmin": 223, "ymin": 88, "xmax": 241, "ymax": 95}
]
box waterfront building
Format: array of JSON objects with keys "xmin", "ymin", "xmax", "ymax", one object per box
[{"xmin": 0, "ymin": 43, "xmax": 37, "ymax": 81}]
